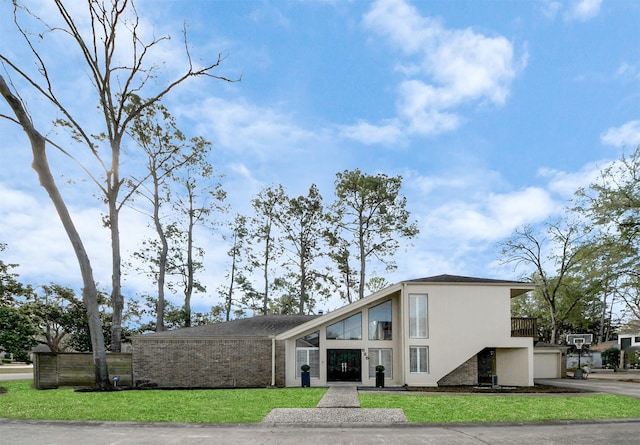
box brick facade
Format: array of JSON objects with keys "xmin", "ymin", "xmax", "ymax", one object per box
[{"xmin": 132, "ymin": 337, "xmax": 286, "ymax": 388}]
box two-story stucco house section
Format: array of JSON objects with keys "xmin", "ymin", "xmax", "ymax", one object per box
[{"xmin": 277, "ymin": 275, "xmax": 537, "ymax": 387}]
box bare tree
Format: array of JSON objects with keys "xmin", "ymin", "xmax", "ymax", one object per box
[
  {"xmin": 0, "ymin": 0, "xmax": 231, "ymax": 387},
  {"xmin": 1, "ymin": 0, "xmax": 235, "ymax": 352},
  {"xmin": 0, "ymin": 76, "xmax": 109, "ymax": 387},
  {"xmin": 500, "ymin": 223, "xmax": 588, "ymax": 344}
]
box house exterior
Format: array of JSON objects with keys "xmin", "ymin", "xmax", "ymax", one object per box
[
  {"xmin": 131, "ymin": 274, "xmax": 537, "ymax": 388},
  {"xmin": 132, "ymin": 315, "xmax": 316, "ymax": 388},
  {"xmin": 619, "ymin": 333, "xmax": 640, "ymax": 350},
  {"xmin": 277, "ymin": 274, "xmax": 537, "ymax": 387}
]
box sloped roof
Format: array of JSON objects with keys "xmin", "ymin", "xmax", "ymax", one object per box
[
  {"xmin": 136, "ymin": 314, "xmax": 317, "ymax": 339},
  {"xmin": 404, "ymin": 274, "xmax": 530, "ymax": 284}
]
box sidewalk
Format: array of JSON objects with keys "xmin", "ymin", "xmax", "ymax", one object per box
[{"xmin": 261, "ymin": 385, "xmax": 407, "ymax": 424}]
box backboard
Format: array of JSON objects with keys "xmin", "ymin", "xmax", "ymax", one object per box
[{"xmin": 567, "ymin": 333, "xmax": 593, "ymax": 346}]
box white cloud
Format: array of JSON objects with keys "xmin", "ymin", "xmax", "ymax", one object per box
[
  {"xmin": 564, "ymin": 0, "xmax": 603, "ymax": 22},
  {"xmin": 357, "ymin": 0, "xmax": 524, "ymax": 140},
  {"xmin": 177, "ymin": 97, "xmax": 318, "ymax": 156},
  {"xmin": 538, "ymin": 165, "xmax": 599, "ymax": 198},
  {"xmin": 422, "ymin": 187, "xmax": 558, "ymax": 242},
  {"xmin": 601, "ymin": 120, "xmax": 640, "ymax": 148},
  {"xmin": 339, "ymin": 119, "xmax": 404, "ymax": 145}
]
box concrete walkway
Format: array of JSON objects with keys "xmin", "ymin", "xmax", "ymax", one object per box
[{"xmin": 261, "ymin": 386, "xmax": 407, "ymax": 425}]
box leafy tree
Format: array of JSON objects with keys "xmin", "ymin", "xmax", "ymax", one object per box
[
  {"xmin": 1, "ymin": 0, "xmax": 234, "ymax": 385},
  {"xmin": 128, "ymin": 98, "xmax": 218, "ymax": 331},
  {"xmin": 274, "ymin": 184, "xmax": 328, "ymax": 314},
  {"xmin": 329, "ymin": 169, "xmax": 419, "ymax": 301},
  {"xmin": 574, "ymin": 146, "xmax": 640, "ymax": 330},
  {"xmin": 248, "ymin": 185, "xmax": 286, "ymax": 314},
  {"xmin": 0, "ymin": 247, "xmax": 36, "ymax": 359},
  {"xmin": 23, "ymin": 284, "xmax": 88, "ymax": 352},
  {"xmin": 0, "ymin": 244, "xmax": 31, "ymax": 305},
  {"xmin": 168, "ymin": 153, "xmax": 226, "ymax": 327},
  {"xmin": 0, "ymin": 305, "xmax": 36, "ymax": 361},
  {"xmin": 218, "ymin": 214, "xmax": 251, "ymax": 321}
]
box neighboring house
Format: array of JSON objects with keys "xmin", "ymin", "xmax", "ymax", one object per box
[
  {"xmin": 619, "ymin": 333, "xmax": 640, "ymax": 350},
  {"xmin": 131, "ymin": 274, "xmax": 537, "ymax": 388}
]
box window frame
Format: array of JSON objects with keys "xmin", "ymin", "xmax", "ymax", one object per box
[
  {"xmin": 296, "ymin": 347, "xmax": 320, "ymax": 379},
  {"xmin": 368, "ymin": 300, "xmax": 392, "ymax": 341},
  {"xmin": 368, "ymin": 348, "xmax": 393, "ymax": 379},
  {"xmin": 409, "ymin": 294, "xmax": 428, "ymax": 339},
  {"xmin": 326, "ymin": 313, "xmax": 362, "ymax": 340},
  {"xmin": 409, "ymin": 346, "xmax": 429, "ymax": 373}
]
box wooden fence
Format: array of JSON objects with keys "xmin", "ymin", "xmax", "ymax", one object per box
[{"xmin": 33, "ymin": 352, "xmax": 132, "ymax": 389}]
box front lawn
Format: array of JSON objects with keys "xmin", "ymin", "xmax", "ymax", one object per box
[
  {"xmin": 2, "ymin": 380, "xmax": 640, "ymax": 424},
  {"xmin": 359, "ymin": 392, "xmax": 640, "ymax": 423},
  {"xmin": 0, "ymin": 381, "xmax": 326, "ymax": 423}
]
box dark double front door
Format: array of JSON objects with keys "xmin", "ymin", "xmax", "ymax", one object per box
[{"xmin": 327, "ymin": 349, "xmax": 361, "ymax": 382}]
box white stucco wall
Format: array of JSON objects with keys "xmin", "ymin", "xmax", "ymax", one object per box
[
  {"xmin": 402, "ymin": 283, "xmax": 533, "ymax": 387},
  {"xmin": 280, "ymin": 280, "xmax": 534, "ymax": 387}
]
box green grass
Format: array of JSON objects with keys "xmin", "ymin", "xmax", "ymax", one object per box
[
  {"xmin": 0, "ymin": 381, "xmax": 326, "ymax": 423},
  {"xmin": 359, "ymin": 393, "xmax": 640, "ymax": 423},
  {"xmin": 3, "ymin": 380, "xmax": 640, "ymax": 424}
]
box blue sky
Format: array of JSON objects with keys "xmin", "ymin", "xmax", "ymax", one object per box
[{"xmin": 1, "ymin": 0, "xmax": 639, "ymax": 313}]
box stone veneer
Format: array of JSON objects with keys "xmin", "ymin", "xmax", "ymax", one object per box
[
  {"xmin": 437, "ymin": 355, "xmax": 478, "ymax": 386},
  {"xmin": 132, "ymin": 337, "xmax": 286, "ymax": 388}
]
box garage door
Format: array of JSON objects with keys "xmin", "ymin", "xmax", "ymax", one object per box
[{"xmin": 534, "ymin": 351, "xmax": 561, "ymax": 378}]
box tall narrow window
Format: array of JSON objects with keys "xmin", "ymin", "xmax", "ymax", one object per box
[
  {"xmin": 410, "ymin": 346, "xmax": 429, "ymax": 373},
  {"xmin": 368, "ymin": 348, "xmax": 393, "ymax": 379},
  {"xmin": 368, "ymin": 300, "xmax": 392, "ymax": 340},
  {"xmin": 409, "ymin": 294, "xmax": 428, "ymax": 338},
  {"xmin": 296, "ymin": 331, "xmax": 320, "ymax": 378}
]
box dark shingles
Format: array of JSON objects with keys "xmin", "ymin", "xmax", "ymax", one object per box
[
  {"xmin": 137, "ymin": 314, "xmax": 317, "ymax": 338},
  {"xmin": 404, "ymin": 274, "xmax": 530, "ymax": 284}
]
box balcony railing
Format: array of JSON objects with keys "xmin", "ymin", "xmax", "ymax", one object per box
[{"xmin": 511, "ymin": 317, "xmax": 537, "ymax": 338}]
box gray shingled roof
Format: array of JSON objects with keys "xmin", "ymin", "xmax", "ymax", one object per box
[
  {"xmin": 137, "ymin": 314, "xmax": 318, "ymax": 338},
  {"xmin": 404, "ymin": 274, "xmax": 530, "ymax": 284}
]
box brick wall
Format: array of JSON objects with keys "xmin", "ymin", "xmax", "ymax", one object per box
[
  {"xmin": 437, "ymin": 355, "xmax": 478, "ymax": 386},
  {"xmin": 132, "ymin": 337, "xmax": 286, "ymax": 388}
]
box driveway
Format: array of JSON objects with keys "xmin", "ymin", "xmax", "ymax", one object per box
[
  {"xmin": 0, "ymin": 364, "xmax": 32, "ymax": 381},
  {"xmin": 536, "ymin": 370, "xmax": 640, "ymax": 399}
]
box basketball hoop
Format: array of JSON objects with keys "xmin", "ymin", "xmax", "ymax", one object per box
[{"xmin": 573, "ymin": 338, "xmax": 585, "ymax": 351}]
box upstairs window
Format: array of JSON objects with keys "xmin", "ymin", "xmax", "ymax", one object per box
[
  {"xmin": 368, "ymin": 300, "xmax": 392, "ymax": 340},
  {"xmin": 326, "ymin": 313, "xmax": 362, "ymax": 340},
  {"xmin": 409, "ymin": 294, "xmax": 428, "ymax": 338}
]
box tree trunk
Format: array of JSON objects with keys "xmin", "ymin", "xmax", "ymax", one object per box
[
  {"xmin": 109, "ymin": 136, "xmax": 124, "ymax": 352},
  {"xmin": 109, "ymin": 181, "xmax": 123, "ymax": 352},
  {"xmin": 184, "ymin": 188, "xmax": 195, "ymax": 328},
  {"xmin": 0, "ymin": 75, "xmax": 109, "ymax": 388},
  {"xmin": 153, "ymin": 173, "xmax": 168, "ymax": 332},
  {"xmin": 358, "ymin": 224, "xmax": 366, "ymax": 300}
]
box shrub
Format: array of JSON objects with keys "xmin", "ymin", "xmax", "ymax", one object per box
[{"xmin": 602, "ymin": 347, "xmax": 620, "ymax": 368}]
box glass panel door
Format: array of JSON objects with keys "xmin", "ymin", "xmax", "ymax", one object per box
[{"xmin": 327, "ymin": 349, "xmax": 362, "ymax": 382}]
